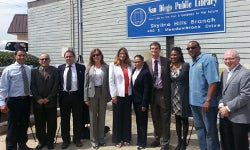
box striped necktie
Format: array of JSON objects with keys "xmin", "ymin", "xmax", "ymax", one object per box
[{"xmin": 21, "ymin": 65, "xmax": 29, "ymax": 95}]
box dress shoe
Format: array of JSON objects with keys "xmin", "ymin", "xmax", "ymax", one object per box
[
  {"xmin": 99, "ymin": 142, "xmax": 106, "ymax": 147},
  {"xmin": 150, "ymin": 141, "xmax": 160, "ymax": 147},
  {"xmin": 74, "ymin": 140, "xmax": 83, "ymax": 147},
  {"xmin": 35, "ymin": 144, "xmax": 45, "ymax": 150},
  {"xmin": 47, "ymin": 143, "xmax": 54, "ymax": 149},
  {"xmin": 61, "ymin": 142, "xmax": 70, "ymax": 149},
  {"xmin": 18, "ymin": 145, "xmax": 34, "ymax": 150},
  {"xmin": 137, "ymin": 146, "xmax": 145, "ymax": 150},
  {"xmin": 160, "ymin": 146, "xmax": 169, "ymax": 150}
]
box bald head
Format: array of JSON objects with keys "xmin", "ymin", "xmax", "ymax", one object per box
[{"xmin": 223, "ymin": 49, "xmax": 240, "ymax": 70}]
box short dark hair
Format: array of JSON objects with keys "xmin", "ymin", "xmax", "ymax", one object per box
[
  {"xmin": 150, "ymin": 41, "xmax": 161, "ymax": 50},
  {"xmin": 64, "ymin": 50, "xmax": 76, "ymax": 57},
  {"xmin": 134, "ymin": 55, "xmax": 144, "ymax": 61}
]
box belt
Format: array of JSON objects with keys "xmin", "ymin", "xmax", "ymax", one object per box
[
  {"xmin": 153, "ymin": 88, "xmax": 163, "ymax": 91},
  {"xmin": 95, "ymin": 86, "xmax": 102, "ymax": 88},
  {"xmin": 10, "ymin": 96, "xmax": 30, "ymax": 100},
  {"xmin": 61, "ymin": 90, "xmax": 79, "ymax": 95}
]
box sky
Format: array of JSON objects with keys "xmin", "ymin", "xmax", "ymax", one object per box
[{"xmin": 0, "ymin": 0, "xmax": 32, "ymax": 41}]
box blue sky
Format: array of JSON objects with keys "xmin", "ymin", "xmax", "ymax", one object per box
[{"xmin": 0, "ymin": 0, "xmax": 32, "ymax": 41}]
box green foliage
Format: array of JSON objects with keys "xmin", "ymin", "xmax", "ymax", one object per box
[{"xmin": 0, "ymin": 51, "xmax": 39, "ymax": 67}]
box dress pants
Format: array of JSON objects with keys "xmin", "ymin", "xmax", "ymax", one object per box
[
  {"xmin": 220, "ymin": 117, "xmax": 250, "ymax": 150},
  {"xmin": 6, "ymin": 96, "xmax": 31, "ymax": 150},
  {"xmin": 150, "ymin": 89, "xmax": 171, "ymax": 147},
  {"xmin": 133, "ymin": 102, "xmax": 148, "ymax": 147},
  {"xmin": 112, "ymin": 95, "xmax": 132, "ymax": 143},
  {"xmin": 59, "ymin": 91, "xmax": 83, "ymax": 143},
  {"xmin": 89, "ymin": 87, "xmax": 107, "ymax": 146},
  {"xmin": 33, "ymin": 106, "xmax": 57, "ymax": 145}
]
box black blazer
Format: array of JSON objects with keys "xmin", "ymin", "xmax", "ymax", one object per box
[
  {"xmin": 31, "ymin": 66, "xmax": 59, "ymax": 108},
  {"xmin": 132, "ymin": 63, "xmax": 153, "ymax": 108},
  {"xmin": 58, "ymin": 63, "xmax": 86, "ymax": 99}
]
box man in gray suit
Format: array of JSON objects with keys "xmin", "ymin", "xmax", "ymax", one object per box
[
  {"xmin": 31, "ymin": 54, "xmax": 59, "ymax": 150},
  {"xmin": 146, "ymin": 42, "xmax": 171, "ymax": 150},
  {"xmin": 218, "ymin": 49, "xmax": 250, "ymax": 150}
]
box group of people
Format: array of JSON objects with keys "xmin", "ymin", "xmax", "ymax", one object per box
[{"xmin": 0, "ymin": 40, "xmax": 249, "ymax": 150}]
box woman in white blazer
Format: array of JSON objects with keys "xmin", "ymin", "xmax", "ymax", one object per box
[
  {"xmin": 84, "ymin": 48, "xmax": 110, "ymax": 149},
  {"xmin": 109, "ymin": 47, "xmax": 133, "ymax": 148}
]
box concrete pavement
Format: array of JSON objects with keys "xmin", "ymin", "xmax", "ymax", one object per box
[{"xmin": 0, "ymin": 105, "xmax": 200, "ymax": 150}]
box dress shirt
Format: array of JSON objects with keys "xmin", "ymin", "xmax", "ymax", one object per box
[
  {"xmin": 132, "ymin": 66, "xmax": 142, "ymax": 86},
  {"xmin": 151, "ymin": 57, "xmax": 162, "ymax": 88},
  {"xmin": 0, "ymin": 62, "xmax": 31, "ymax": 106},
  {"xmin": 63, "ymin": 63, "xmax": 78, "ymax": 91}
]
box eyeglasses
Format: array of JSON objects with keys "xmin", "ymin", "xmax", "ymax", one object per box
[
  {"xmin": 92, "ymin": 54, "xmax": 100, "ymax": 57},
  {"xmin": 40, "ymin": 58, "xmax": 49, "ymax": 61},
  {"xmin": 223, "ymin": 57, "xmax": 236, "ymax": 61},
  {"xmin": 186, "ymin": 46, "xmax": 198, "ymax": 51}
]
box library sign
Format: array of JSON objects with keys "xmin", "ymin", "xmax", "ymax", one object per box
[{"xmin": 127, "ymin": 0, "xmax": 225, "ymax": 38}]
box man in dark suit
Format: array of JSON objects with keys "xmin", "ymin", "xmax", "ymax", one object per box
[
  {"xmin": 58, "ymin": 50, "xmax": 86, "ymax": 149},
  {"xmin": 218, "ymin": 49, "xmax": 250, "ymax": 150},
  {"xmin": 146, "ymin": 42, "xmax": 171, "ymax": 150},
  {"xmin": 132, "ymin": 55, "xmax": 152, "ymax": 150},
  {"xmin": 31, "ymin": 54, "xmax": 59, "ymax": 150}
]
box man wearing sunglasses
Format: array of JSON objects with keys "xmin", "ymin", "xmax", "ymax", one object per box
[
  {"xmin": 31, "ymin": 54, "xmax": 59, "ymax": 150},
  {"xmin": 187, "ymin": 41, "xmax": 220, "ymax": 150}
]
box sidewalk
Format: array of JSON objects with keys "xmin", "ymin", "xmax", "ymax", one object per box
[{"xmin": 0, "ymin": 104, "xmax": 200, "ymax": 150}]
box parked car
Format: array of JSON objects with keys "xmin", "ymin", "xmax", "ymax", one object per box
[{"xmin": 0, "ymin": 40, "xmax": 28, "ymax": 52}]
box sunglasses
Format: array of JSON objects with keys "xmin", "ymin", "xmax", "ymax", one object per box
[
  {"xmin": 92, "ymin": 54, "xmax": 100, "ymax": 57},
  {"xmin": 186, "ymin": 46, "xmax": 198, "ymax": 51},
  {"xmin": 40, "ymin": 58, "xmax": 49, "ymax": 61}
]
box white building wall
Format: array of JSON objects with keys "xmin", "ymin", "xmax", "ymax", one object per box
[
  {"xmin": 28, "ymin": 0, "xmax": 79, "ymax": 66},
  {"xmin": 28, "ymin": 0, "xmax": 250, "ymax": 67}
]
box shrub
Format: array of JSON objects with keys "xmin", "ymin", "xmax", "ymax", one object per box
[{"xmin": 0, "ymin": 51, "xmax": 39, "ymax": 67}]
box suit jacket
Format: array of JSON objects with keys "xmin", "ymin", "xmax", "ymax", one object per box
[
  {"xmin": 146, "ymin": 56, "xmax": 171, "ymax": 100},
  {"xmin": 170, "ymin": 62, "xmax": 191, "ymax": 117},
  {"xmin": 58, "ymin": 63, "xmax": 86, "ymax": 99},
  {"xmin": 84, "ymin": 64, "xmax": 110, "ymax": 101},
  {"xmin": 218, "ymin": 64, "xmax": 250, "ymax": 124},
  {"xmin": 109, "ymin": 62, "xmax": 133, "ymax": 97},
  {"xmin": 132, "ymin": 63, "xmax": 152, "ymax": 108},
  {"xmin": 31, "ymin": 66, "xmax": 59, "ymax": 108}
]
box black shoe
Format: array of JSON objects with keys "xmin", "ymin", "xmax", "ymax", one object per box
[
  {"xmin": 93, "ymin": 145, "xmax": 99, "ymax": 149},
  {"xmin": 18, "ymin": 145, "xmax": 33, "ymax": 150},
  {"xmin": 47, "ymin": 143, "xmax": 54, "ymax": 149},
  {"xmin": 35, "ymin": 144, "xmax": 45, "ymax": 150},
  {"xmin": 99, "ymin": 142, "xmax": 106, "ymax": 146},
  {"xmin": 160, "ymin": 146, "xmax": 169, "ymax": 150},
  {"xmin": 74, "ymin": 140, "xmax": 83, "ymax": 147},
  {"xmin": 61, "ymin": 142, "xmax": 70, "ymax": 149},
  {"xmin": 150, "ymin": 141, "xmax": 160, "ymax": 147}
]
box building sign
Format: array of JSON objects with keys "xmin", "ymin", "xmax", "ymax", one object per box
[{"xmin": 127, "ymin": 0, "xmax": 225, "ymax": 38}]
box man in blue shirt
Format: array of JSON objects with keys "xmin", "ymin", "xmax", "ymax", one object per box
[
  {"xmin": 187, "ymin": 41, "xmax": 220, "ymax": 150},
  {"xmin": 0, "ymin": 49, "xmax": 33, "ymax": 150}
]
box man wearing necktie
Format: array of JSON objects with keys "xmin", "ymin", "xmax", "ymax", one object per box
[
  {"xmin": 146, "ymin": 42, "xmax": 171, "ymax": 150},
  {"xmin": 0, "ymin": 49, "xmax": 33, "ymax": 150},
  {"xmin": 58, "ymin": 50, "xmax": 86, "ymax": 149},
  {"xmin": 31, "ymin": 54, "xmax": 59, "ymax": 150}
]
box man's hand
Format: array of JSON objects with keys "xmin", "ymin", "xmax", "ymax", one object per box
[
  {"xmin": 0, "ymin": 105, "xmax": 8, "ymax": 113},
  {"xmin": 202, "ymin": 101, "xmax": 211, "ymax": 112},
  {"xmin": 219, "ymin": 106, "xmax": 230, "ymax": 117},
  {"xmin": 85, "ymin": 100, "xmax": 91, "ymax": 107},
  {"xmin": 141, "ymin": 106, "xmax": 146, "ymax": 112},
  {"xmin": 37, "ymin": 99, "xmax": 44, "ymax": 105},
  {"xmin": 112, "ymin": 97, "xmax": 117, "ymax": 104}
]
